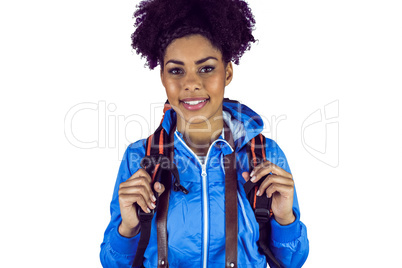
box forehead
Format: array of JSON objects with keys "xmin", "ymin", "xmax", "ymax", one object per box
[{"xmin": 164, "ymin": 34, "xmax": 223, "ymax": 62}]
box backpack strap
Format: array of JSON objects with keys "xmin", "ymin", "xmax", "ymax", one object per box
[
  {"xmin": 244, "ymin": 134, "xmax": 282, "ymax": 268},
  {"xmin": 155, "ymin": 126, "xmax": 175, "ymax": 268},
  {"xmin": 223, "ymin": 123, "xmax": 238, "ymax": 268},
  {"xmin": 132, "ymin": 103, "xmax": 187, "ymax": 268},
  {"xmin": 131, "ymin": 125, "xmax": 169, "ymax": 267}
]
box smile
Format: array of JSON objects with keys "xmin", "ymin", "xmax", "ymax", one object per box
[
  {"xmin": 181, "ymin": 98, "xmax": 209, "ymax": 111},
  {"xmin": 183, "ymin": 99, "xmax": 207, "ymax": 105}
]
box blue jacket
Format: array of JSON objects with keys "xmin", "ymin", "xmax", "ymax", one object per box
[{"xmin": 100, "ymin": 101, "xmax": 309, "ymax": 267}]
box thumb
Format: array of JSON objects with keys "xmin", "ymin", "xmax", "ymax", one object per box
[
  {"xmin": 242, "ymin": 171, "xmax": 251, "ymax": 182},
  {"xmin": 154, "ymin": 182, "xmax": 165, "ymax": 196}
]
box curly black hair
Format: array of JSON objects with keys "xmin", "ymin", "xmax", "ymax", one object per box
[{"xmin": 131, "ymin": 0, "xmax": 256, "ymax": 69}]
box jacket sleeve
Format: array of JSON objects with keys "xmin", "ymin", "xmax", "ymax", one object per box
[
  {"xmin": 100, "ymin": 140, "xmax": 146, "ymax": 268},
  {"xmin": 265, "ymin": 140, "xmax": 309, "ymax": 268}
]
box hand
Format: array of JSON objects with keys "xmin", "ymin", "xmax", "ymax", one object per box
[
  {"xmin": 118, "ymin": 168, "xmax": 165, "ymax": 237},
  {"xmin": 242, "ymin": 161, "xmax": 295, "ymax": 225}
]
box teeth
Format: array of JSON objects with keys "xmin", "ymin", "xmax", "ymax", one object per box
[{"xmin": 183, "ymin": 99, "xmax": 207, "ymax": 105}]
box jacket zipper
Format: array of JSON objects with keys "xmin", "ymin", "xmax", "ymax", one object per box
[
  {"xmin": 174, "ymin": 131, "xmax": 232, "ymax": 268},
  {"xmin": 201, "ymin": 162, "xmax": 208, "ymax": 268}
]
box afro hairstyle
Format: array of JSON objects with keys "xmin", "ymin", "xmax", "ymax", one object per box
[{"xmin": 131, "ymin": 0, "xmax": 256, "ymax": 69}]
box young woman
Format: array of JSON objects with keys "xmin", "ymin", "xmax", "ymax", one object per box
[{"xmin": 100, "ymin": 0, "xmax": 309, "ymax": 267}]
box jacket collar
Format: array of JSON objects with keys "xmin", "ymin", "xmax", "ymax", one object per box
[{"xmin": 161, "ymin": 101, "xmax": 264, "ymax": 151}]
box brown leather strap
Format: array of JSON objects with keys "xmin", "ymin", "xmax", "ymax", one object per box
[
  {"xmin": 156, "ymin": 128, "xmax": 175, "ymax": 268},
  {"xmin": 224, "ymin": 123, "xmax": 238, "ymax": 268},
  {"xmin": 156, "ymin": 179, "xmax": 170, "ymax": 268}
]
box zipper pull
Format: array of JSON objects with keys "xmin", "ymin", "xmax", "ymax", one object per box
[{"xmin": 201, "ymin": 164, "xmax": 207, "ymax": 177}]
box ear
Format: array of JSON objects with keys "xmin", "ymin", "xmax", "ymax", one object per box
[{"xmin": 225, "ymin": 62, "xmax": 233, "ymax": 86}]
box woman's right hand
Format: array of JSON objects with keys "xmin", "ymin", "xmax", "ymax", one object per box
[{"xmin": 118, "ymin": 168, "xmax": 165, "ymax": 238}]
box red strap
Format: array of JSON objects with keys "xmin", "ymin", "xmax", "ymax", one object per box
[
  {"xmin": 259, "ymin": 134, "xmax": 266, "ymax": 161},
  {"xmin": 151, "ymin": 164, "xmax": 160, "ymax": 183},
  {"xmin": 250, "ymin": 137, "xmax": 257, "ymax": 166},
  {"xmin": 250, "ymin": 137, "xmax": 258, "ymax": 209}
]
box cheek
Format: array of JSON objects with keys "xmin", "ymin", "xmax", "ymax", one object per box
[
  {"xmin": 204, "ymin": 75, "xmax": 225, "ymax": 95},
  {"xmin": 164, "ymin": 79, "xmax": 180, "ymax": 91},
  {"xmin": 164, "ymin": 80, "xmax": 180, "ymax": 96}
]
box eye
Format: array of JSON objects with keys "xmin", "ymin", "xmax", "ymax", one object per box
[
  {"xmin": 168, "ymin": 68, "xmax": 184, "ymax": 75},
  {"xmin": 199, "ymin": 66, "xmax": 215, "ymax": 73}
]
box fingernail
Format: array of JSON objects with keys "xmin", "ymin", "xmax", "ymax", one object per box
[
  {"xmin": 256, "ymin": 190, "xmax": 260, "ymax": 196},
  {"xmin": 250, "ymin": 171, "xmax": 254, "ymax": 177},
  {"xmin": 151, "ymin": 195, "xmax": 157, "ymax": 202},
  {"xmin": 251, "ymin": 176, "xmax": 256, "ymax": 182},
  {"xmin": 150, "ymin": 203, "xmax": 156, "ymax": 209},
  {"xmin": 147, "ymin": 208, "xmax": 151, "ymax": 213}
]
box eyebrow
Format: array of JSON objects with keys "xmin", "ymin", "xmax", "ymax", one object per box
[{"xmin": 165, "ymin": 56, "xmax": 218, "ymax": 66}]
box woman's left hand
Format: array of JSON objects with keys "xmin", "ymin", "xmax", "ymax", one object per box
[{"xmin": 242, "ymin": 161, "xmax": 295, "ymax": 225}]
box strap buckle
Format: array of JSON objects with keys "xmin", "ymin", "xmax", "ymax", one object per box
[{"xmin": 254, "ymin": 208, "xmax": 270, "ymax": 223}]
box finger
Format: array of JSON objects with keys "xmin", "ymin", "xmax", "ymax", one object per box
[
  {"xmin": 257, "ymin": 174, "xmax": 294, "ymax": 196},
  {"xmin": 265, "ymin": 182, "xmax": 294, "ymax": 199},
  {"xmin": 119, "ymin": 177, "xmax": 156, "ymax": 202},
  {"xmin": 249, "ymin": 161, "xmax": 271, "ymax": 177},
  {"xmin": 242, "ymin": 172, "xmax": 251, "ymax": 182},
  {"xmin": 119, "ymin": 183, "xmax": 155, "ymax": 200},
  {"xmin": 250, "ymin": 166, "xmax": 272, "ymax": 183},
  {"xmin": 250, "ymin": 161, "xmax": 292, "ymax": 182},
  {"xmin": 119, "ymin": 193, "xmax": 155, "ymax": 213},
  {"xmin": 253, "ymin": 161, "xmax": 289, "ymax": 177},
  {"xmin": 120, "ymin": 176, "xmax": 155, "ymax": 200},
  {"xmin": 119, "ymin": 183, "xmax": 157, "ymax": 206},
  {"xmin": 128, "ymin": 168, "xmax": 152, "ymax": 183},
  {"xmin": 154, "ymin": 182, "xmax": 165, "ymax": 196}
]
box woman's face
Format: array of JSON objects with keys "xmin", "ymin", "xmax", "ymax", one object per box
[{"xmin": 161, "ymin": 34, "xmax": 233, "ymax": 127}]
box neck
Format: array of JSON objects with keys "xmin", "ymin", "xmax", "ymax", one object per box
[{"xmin": 177, "ymin": 113, "xmax": 224, "ymax": 156}]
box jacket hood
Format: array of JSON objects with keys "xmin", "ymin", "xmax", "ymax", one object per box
[{"xmin": 161, "ymin": 99, "xmax": 264, "ymax": 151}]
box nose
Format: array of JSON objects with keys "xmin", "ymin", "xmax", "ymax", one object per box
[{"xmin": 183, "ymin": 71, "xmax": 201, "ymax": 91}]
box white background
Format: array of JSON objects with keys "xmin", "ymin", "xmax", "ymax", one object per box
[{"xmin": 1, "ymin": 0, "xmax": 401, "ymax": 267}]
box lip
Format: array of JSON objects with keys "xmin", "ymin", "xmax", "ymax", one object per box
[
  {"xmin": 180, "ymin": 97, "xmax": 209, "ymax": 102},
  {"xmin": 180, "ymin": 97, "xmax": 209, "ymax": 111}
]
